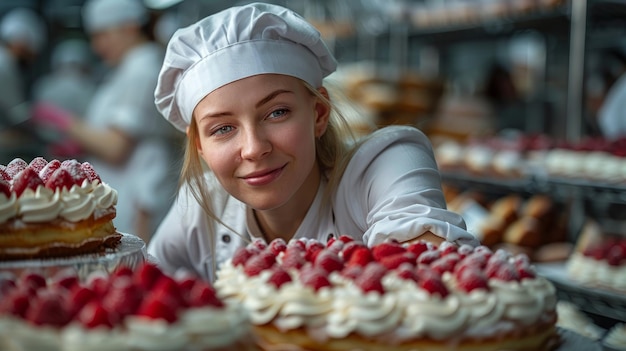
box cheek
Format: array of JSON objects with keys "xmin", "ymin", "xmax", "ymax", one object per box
[{"xmin": 199, "ymin": 140, "xmax": 236, "ymax": 175}]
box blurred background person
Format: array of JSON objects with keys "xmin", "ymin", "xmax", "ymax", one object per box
[
  {"xmin": 0, "ymin": 7, "xmax": 47, "ymax": 164},
  {"xmin": 596, "ymin": 47, "xmax": 626, "ymax": 141},
  {"xmin": 30, "ymin": 0, "xmax": 179, "ymax": 244}
]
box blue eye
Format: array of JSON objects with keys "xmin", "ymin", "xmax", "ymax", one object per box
[
  {"xmin": 212, "ymin": 125, "xmax": 234, "ymax": 135},
  {"xmin": 269, "ymin": 109, "xmax": 288, "ymax": 119}
]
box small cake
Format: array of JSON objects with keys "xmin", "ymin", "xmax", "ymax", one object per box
[
  {"xmin": 0, "ymin": 157, "xmax": 120, "ymax": 260},
  {"xmin": 604, "ymin": 323, "xmax": 626, "ymax": 351},
  {"xmin": 0, "ymin": 263, "xmax": 255, "ymax": 351},
  {"xmin": 567, "ymin": 226, "xmax": 626, "ymax": 293},
  {"xmin": 216, "ymin": 236, "xmax": 559, "ymax": 351}
]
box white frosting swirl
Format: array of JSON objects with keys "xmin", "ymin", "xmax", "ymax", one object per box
[
  {"xmin": 61, "ymin": 324, "xmax": 127, "ymax": 351},
  {"xmin": 1, "ymin": 181, "xmax": 117, "ymax": 224},
  {"xmin": 568, "ymin": 253, "xmax": 626, "ymax": 292}
]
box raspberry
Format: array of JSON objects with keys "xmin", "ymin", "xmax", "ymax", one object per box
[
  {"xmin": 371, "ymin": 241, "xmax": 406, "ymax": 261},
  {"xmin": 314, "ymin": 250, "xmax": 344, "ymax": 273}
]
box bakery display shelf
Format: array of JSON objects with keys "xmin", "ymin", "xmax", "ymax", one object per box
[
  {"xmin": 546, "ymin": 177, "xmax": 626, "ymax": 204},
  {"xmin": 536, "ymin": 262, "xmax": 626, "ymax": 324},
  {"xmin": 403, "ymin": 5, "xmax": 571, "ymax": 45},
  {"xmin": 440, "ymin": 171, "xmax": 535, "ymax": 193}
]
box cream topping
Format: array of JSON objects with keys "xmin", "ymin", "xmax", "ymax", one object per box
[
  {"xmin": 1, "ymin": 180, "xmax": 117, "ymax": 224},
  {"xmin": 568, "ymin": 253, "xmax": 626, "ymax": 292}
]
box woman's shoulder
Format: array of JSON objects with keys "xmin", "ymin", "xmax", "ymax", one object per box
[{"xmin": 352, "ymin": 125, "xmax": 433, "ymax": 157}]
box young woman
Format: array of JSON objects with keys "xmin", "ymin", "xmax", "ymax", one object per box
[{"xmin": 149, "ymin": 2, "xmax": 477, "ymax": 281}]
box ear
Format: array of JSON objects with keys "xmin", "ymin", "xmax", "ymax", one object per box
[{"xmin": 314, "ymin": 87, "xmax": 331, "ymax": 138}]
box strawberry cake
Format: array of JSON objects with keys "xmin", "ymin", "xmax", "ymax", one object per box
[
  {"xmin": 0, "ymin": 157, "xmax": 120, "ymax": 260},
  {"xmin": 567, "ymin": 234, "xmax": 626, "ymax": 293},
  {"xmin": 216, "ymin": 236, "xmax": 559, "ymax": 351},
  {"xmin": 0, "ymin": 263, "xmax": 255, "ymax": 351}
]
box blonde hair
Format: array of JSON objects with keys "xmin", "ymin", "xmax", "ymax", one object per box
[{"xmin": 180, "ymin": 80, "xmax": 360, "ymax": 247}]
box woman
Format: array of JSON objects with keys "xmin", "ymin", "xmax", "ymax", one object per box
[{"xmin": 149, "ymin": 2, "xmax": 477, "ymax": 281}]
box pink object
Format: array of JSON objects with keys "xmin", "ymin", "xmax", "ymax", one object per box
[
  {"xmin": 31, "ymin": 103, "xmax": 74, "ymax": 131},
  {"xmin": 48, "ymin": 140, "xmax": 82, "ymax": 158}
]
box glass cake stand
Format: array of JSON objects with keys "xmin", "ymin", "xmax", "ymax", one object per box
[{"xmin": 0, "ymin": 233, "xmax": 146, "ymax": 281}]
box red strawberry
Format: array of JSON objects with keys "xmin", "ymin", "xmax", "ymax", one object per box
[
  {"xmin": 26, "ymin": 290, "xmax": 71, "ymax": 326},
  {"xmin": 61, "ymin": 160, "xmax": 87, "ymax": 186},
  {"xmin": 80, "ymin": 162, "xmax": 101, "ymax": 182},
  {"xmin": 281, "ymin": 246, "xmax": 306, "ymax": 270},
  {"xmin": 455, "ymin": 267, "xmax": 489, "ymax": 293},
  {"xmin": 288, "ymin": 239, "xmax": 306, "ymax": 251},
  {"xmin": 45, "ymin": 168, "xmax": 76, "ymax": 191},
  {"xmin": 396, "ymin": 265, "xmax": 419, "ymax": 283},
  {"xmin": 137, "ymin": 294, "xmax": 178, "ymax": 323},
  {"xmin": 177, "ymin": 276, "xmax": 197, "ymax": 292},
  {"xmin": 20, "ymin": 271, "xmax": 47, "ymax": 290},
  {"xmin": 379, "ymin": 252, "xmax": 416, "ymax": 270},
  {"xmin": 457, "ymin": 244, "xmax": 474, "ymax": 259},
  {"xmin": 232, "ymin": 247, "xmax": 254, "ymax": 267},
  {"xmin": 417, "ymin": 250, "xmax": 441, "ymax": 265},
  {"xmin": 38, "ymin": 159, "xmax": 61, "ymax": 183},
  {"xmin": 268, "ymin": 267, "xmax": 292, "ymax": 288},
  {"xmin": 458, "ymin": 252, "xmax": 489, "ymax": 271},
  {"xmin": 418, "ymin": 268, "xmax": 449, "ymax": 298},
  {"xmin": 111, "ymin": 265, "xmax": 134, "ymax": 279},
  {"xmin": 153, "ymin": 275, "xmax": 186, "ymax": 307},
  {"xmin": 473, "ymin": 246, "xmax": 493, "ymax": 259},
  {"xmin": 103, "ymin": 276, "xmax": 143, "ymax": 317},
  {"xmin": 28, "ymin": 157, "xmax": 48, "ymax": 174},
  {"xmin": 11, "ymin": 168, "xmax": 44, "ymax": 196},
  {"xmin": 355, "ymin": 263, "xmax": 387, "ymax": 294},
  {"xmin": 407, "ymin": 241, "xmax": 429, "ymax": 258},
  {"xmin": 341, "ymin": 241, "xmax": 366, "ymax": 262},
  {"xmin": 78, "ymin": 302, "xmax": 114, "ymax": 329},
  {"xmin": 0, "ymin": 275, "xmax": 16, "ymax": 296},
  {"xmin": 517, "ymin": 264, "xmax": 536, "ymax": 280},
  {"xmin": 243, "ymin": 250, "xmax": 276, "ymax": 276},
  {"xmin": 269, "ymin": 238, "xmax": 287, "ymax": 256},
  {"xmin": 485, "ymin": 251, "xmax": 510, "ymax": 278},
  {"xmin": 305, "ymin": 240, "xmax": 325, "ymax": 262},
  {"xmin": 491, "ymin": 262, "xmax": 520, "ymax": 282},
  {"xmin": 134, "ymin": 263, "xmax": 164, "ymax": 291},
  {"xmin": 341, "ymin": 265, "xmax": 363, "ymax": 280},
  {"xmin": 0, "ymin": 179, "xmax": 10, "ymax": 198},
  {"xmin": 314, "ymin": 250, "xmax": 344, "ymax": 273},
  {"xmin": 87, "ymin": 275, "xmax": 110, "ymax": 298},
  {"xmin": 52, "ymin": 273, "xmax": 79, "ymax": 291},
  {"xmin": 338, "ymin": 235, "xmax": 355, "ymax": 243},
  {"xmin": 371, "ymin": 241, "xmax": 406, "ymax": 261},
  {"xmin": 301, "ymin": 266, "xmax": 331, "ymax": 292},
  {"xmin": 66, "ymin": 286, "xmax": 98, "ymax": 317},
  {"xmin": 346, "ymin": 247, "xmax": 374, "ymax": 267},
  {"xmin": 1, "ymin": 288, "xmax": 30, "ymax": 317},
  {"xmin": 251, "ymin": 238, "xmax": 267, "ymax": 250},
  {"xmin": 0, "ymin": 168, "xmax": 11, "ymax": 182},
  {"xmin": 5, "ymin": 158, "xmax": 27, "ymax": 178},
  {"xmin": 431, "ymin": 254, "xmax": 460, "ymax": 275},
  {"xmin": 326, "ymin": 236, "xmax": 336, "ymax": 248},
  {"xmin": 188, "ymin": 281, "xmax": 223, "ymax": 308},
  {"xmin": 438, "ymin": 241, "xmax": 458, "ymax": 256},
  {"xmin": 327, "ymin": 240, "xmax": 344, "ymax": 254}
]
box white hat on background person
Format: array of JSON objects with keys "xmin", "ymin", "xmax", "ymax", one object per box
[
  {"xmin": 154, "ymin": 2, "xmax": 337, "ymax": 132},
  {"xmin": 82, "ymin": 0, "xmax": 149, "ymax": 34},
  {"xmin": 50, "ymin": 39, "xmax": 92, "ymax": 70},
  {"xmin": 0, "ymin": 8, "xmax": 47, "ymax": 54}
]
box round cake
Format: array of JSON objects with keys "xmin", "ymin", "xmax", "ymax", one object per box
[
  {"xmin": 216, "ymin": 236, "xmax": 559, "ymax": 351},
  {"xmin": 0, "ymin": 263, "xmax": 255, "ymax": 351},
  {"xmin": 0, "ymin": 157, "xmax": 120, "ymax": 260},
  {"xmin": 567, "ymin": 235, "xmax": 626, "ymax": 293}
]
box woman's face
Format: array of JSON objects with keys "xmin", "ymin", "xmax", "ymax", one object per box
[{"xmin": 192, "ymin": 74, "xmax": 330, "ymax": 211}]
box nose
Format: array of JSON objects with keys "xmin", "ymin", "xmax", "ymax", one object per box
[{"xmin": 240, "ymin": 125, "xmax": 272, "ymax": 161}]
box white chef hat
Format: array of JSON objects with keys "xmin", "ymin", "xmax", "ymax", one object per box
[
  {"xmin": 0, "ymin": 8, "xmax": 47, "ymax": 54},
  {"xmin": 154, "ymin": 2, "xmax": 338, "ymax": 132},
  {"xmin": 82, "ymin": 0, "xmax": 149, "ymax": 33}
]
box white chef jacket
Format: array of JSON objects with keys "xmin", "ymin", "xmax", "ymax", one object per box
[
  {"xmin": 148, "ymin": 125, "xmax": 477, "ymax": 282},
  {"xmin": 598, "ymin": 73, "xmax": 626, "ymax": 140},
  {"xmin": 85, "ymin": 42, "xmax": 178, "ymax": 235}
]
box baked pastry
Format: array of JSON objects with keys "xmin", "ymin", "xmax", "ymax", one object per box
[
  {"xmin": 0, "ymin": 263, "xmax": 255, "ymax": 351},
  {"xmin": 216, "ymin": 236, "xmax": 559, "ymax": 351},
  {"xmin": 0, "ymin": 157, "xmax": 121, "ymax": 260}
]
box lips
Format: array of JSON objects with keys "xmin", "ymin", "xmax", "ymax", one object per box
[{"xmin": 241, "ymin": 164, "xmax": 286, "ymax": 186}]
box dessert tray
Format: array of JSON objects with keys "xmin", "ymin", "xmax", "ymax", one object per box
[
  {"xmin": 0, "ymin": 233, "xmax": 146, "ymax": 280},
  {"xmin": 536, "ymin": 262, "xmax": 626, "ymax": 323}
]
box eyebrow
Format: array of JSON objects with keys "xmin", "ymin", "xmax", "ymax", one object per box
[{"xmin": 200, "ymin": 89, "xmax": 294, "ymax": 120}]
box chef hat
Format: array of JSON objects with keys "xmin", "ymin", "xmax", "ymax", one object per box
[
  {"xmin": 154, "ymin": 2, "xmax": 338, "ymax": 132},
  {"xmin": 51, "ymin": 39, "xmax": 92, "ymax": 70},
  {"xmin": 82, "ymin": 0, "xmax": 148, "ymax": 33},
  {"xmin": 0, "ymin": 8, "xmax": 47, "ymax": 54}
]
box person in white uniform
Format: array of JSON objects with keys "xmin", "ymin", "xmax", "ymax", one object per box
[
  {"xmin": 149, "ymin": 2, "xmax": 478, "ymax": 282},
  {"xmin": 31, "ymin": 0, "xmax": 178, "ymax": 244}
]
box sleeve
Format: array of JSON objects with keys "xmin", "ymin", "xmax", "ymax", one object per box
[
  {"xmin": 339, "ymin": 126, "xmax": 479, "ymax": 247},
  {"xmin": 598, "ymin": 75, "xmax": 626, "ymax": 140},
  {"xmin": 147, "ymin": 185, "xmax": 215, "ymax": 280}
]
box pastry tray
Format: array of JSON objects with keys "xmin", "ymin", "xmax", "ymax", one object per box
[
  {"xmin": 536, "ymin": 262, "xmax": 626, "ymax": 323},
  {"xmin": 0, "ymin": 233, "xmax": 146, "ymax": 281}
]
